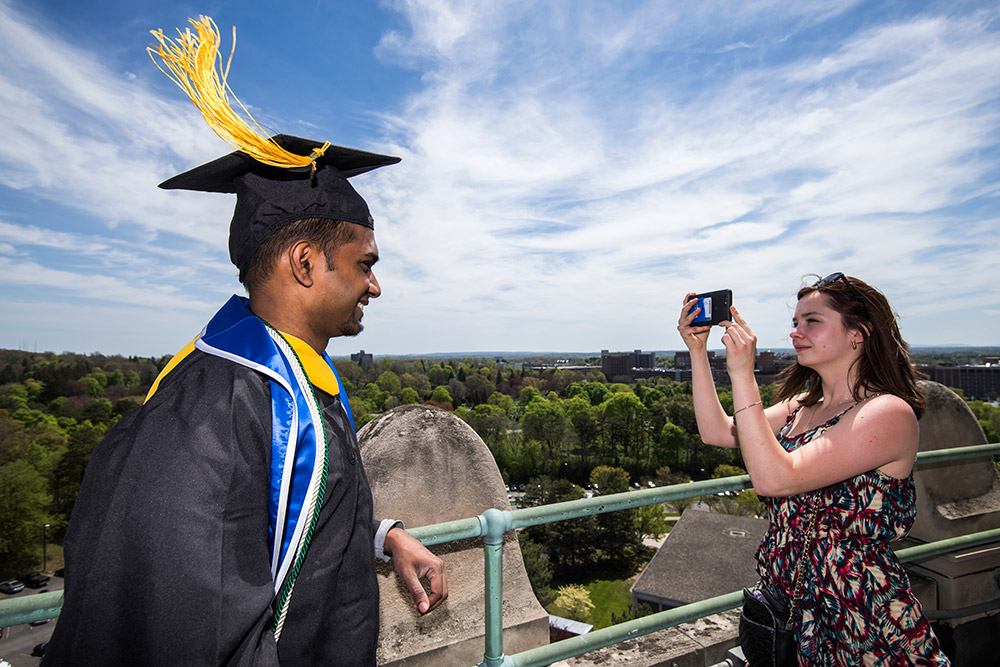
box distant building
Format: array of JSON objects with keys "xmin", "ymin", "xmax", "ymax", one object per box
[
  {"xmin": 916, "ymin": 363, "xmax": 1000, "ymax": 401},
  {"xmin": 351, "ymin": 350, "xmax": 373, "ymax": 366},
  {"xmin": 632, "ymin": 509, "xmax": 768, "ymax": 612},
  {"xmin": 600, "ymin": 349, "xmax": 656, "ymax": 382},
  {"xmin": 671, "ymin": 350, "xmax": 792, "ymax": 386},
  {"xmin": 521, "ymin": 361, "xmax": 601, "ymax": 373}
]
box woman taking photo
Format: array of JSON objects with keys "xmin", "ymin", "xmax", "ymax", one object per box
[{"xmin": 677, "ymin": 274, "xmax": 949, "ymax": 665}]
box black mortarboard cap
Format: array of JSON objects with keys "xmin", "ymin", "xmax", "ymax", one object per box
[{"xmin": 158, "ymin": 134, "xmax": 400, "ymax": 274}]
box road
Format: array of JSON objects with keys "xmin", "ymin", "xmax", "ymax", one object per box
[{"xmin": 0, "ymin": 577, "xmax": 62, "ymax": 667}]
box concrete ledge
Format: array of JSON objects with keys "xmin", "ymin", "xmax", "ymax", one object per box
[{"xmin": 552, "ymin": 609, "xmax": 741, "ymax": 667}]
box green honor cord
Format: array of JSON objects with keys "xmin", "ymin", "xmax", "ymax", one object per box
[{"xmin": 263, "ymin": 323, "xmax": 330, "ymax": 641}]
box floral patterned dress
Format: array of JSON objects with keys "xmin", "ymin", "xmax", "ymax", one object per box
[{"xmin": 756, "ymin": 406, "xmax": 950, "ymax": 666}]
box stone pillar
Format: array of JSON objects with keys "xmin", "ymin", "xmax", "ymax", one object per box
[
  {"xmin": 358, "ymin": 404, "xmax": 550, "ymax": 666},
  {"xmin": 906, "ymin": 381, "xmax": 1000, "ymax": 664},
  {"xmin": 911, "ymin": 381, "xmax": 1000, "ymax": 542}
]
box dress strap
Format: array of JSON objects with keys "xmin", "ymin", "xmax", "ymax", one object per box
[{"xmin": 778, "ymin": 405, "xmax": 803, "ymax": 438}]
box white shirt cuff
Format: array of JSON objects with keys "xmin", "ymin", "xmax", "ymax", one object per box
[{"xmin": 375, "ymin": 519, "xmax": 403, "ymax": 562}]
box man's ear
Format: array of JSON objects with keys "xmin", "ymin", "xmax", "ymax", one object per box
[{"xmin": 288, "ymin": 240, "xmax": 316, "ymax": 288}]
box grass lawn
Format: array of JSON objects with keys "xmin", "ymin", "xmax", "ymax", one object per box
[{"xmin": 586, "ymin": 578, "xmax": 634, "ymax": 629}]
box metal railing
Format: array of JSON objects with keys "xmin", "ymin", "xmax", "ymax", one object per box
[{"xmin": 2, "ymin": 443, "xmax": 998, "ymax": 667}]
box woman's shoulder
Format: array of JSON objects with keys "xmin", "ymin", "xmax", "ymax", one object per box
[
  {"xmin": 855, "ymin": 393, "xmax": 916, "ymax": 420},
  {"xmin": 848, "ymin": 393, "xmax": 919, "ymax": 442}
]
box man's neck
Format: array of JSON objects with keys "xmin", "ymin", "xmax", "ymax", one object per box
[{"xmin": 247, "ymin": 295, "xmax": 329, "ymax": 355}]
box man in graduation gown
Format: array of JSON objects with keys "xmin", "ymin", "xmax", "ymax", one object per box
[{"xmin": 42, "ymin": 134, "xmax": 447, "ymax": 666}]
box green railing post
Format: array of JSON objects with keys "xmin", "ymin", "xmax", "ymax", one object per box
[{"xmin": 479, "ymin": 508, "xmax": 512, "ymax": 667}]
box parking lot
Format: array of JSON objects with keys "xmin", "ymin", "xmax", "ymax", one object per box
[{"xmin": 0, "ymin": 577, "xmax": 62, "ymax": 667}]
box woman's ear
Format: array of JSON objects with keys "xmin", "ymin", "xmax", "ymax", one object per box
[{"xmin": 849, "ymin": 323, "xmax": 869, "ymax": 347}]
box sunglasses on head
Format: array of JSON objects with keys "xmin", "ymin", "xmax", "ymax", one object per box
[
  {"xmin": 813, "ymin": 272, "xmax": 851, "ymax": 289},
  {"xmin": 812, "ymin": 272, "xmax": 870, "ymax": 319}
]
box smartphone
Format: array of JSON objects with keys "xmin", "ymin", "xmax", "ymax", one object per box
[{"xmin": 689, "ymin": 289, "xmax": 733, "ymax": 326}]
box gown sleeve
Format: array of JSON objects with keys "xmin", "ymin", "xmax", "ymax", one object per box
[{"xmin": 43, "ymin": 352, "xmax": 281, "ymax": 667}]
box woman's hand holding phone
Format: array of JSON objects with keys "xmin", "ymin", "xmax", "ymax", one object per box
[{"xmin": 678, "ymin": 293, "xmax": 713, "ymax": 352}]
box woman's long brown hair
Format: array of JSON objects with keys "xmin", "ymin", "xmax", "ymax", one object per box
[{"xmin": 774, "ymin": 275, "xmax": 925, "ymax": 418}]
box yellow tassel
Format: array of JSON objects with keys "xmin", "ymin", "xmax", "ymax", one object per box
[{"xmin": 147, "ymin": 16, "xmax": 330, "ymax": 169}]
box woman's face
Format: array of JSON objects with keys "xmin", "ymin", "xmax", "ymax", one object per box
[{"xmin": 790, "ymin": 291, "xmax": 860, "ymax": 368}]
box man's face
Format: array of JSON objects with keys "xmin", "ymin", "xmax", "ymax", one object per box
[{"xmin": 311, "ymin": 226, "xmax": 381, "ymax": 339}]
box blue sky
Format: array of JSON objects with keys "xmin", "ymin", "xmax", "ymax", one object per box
[{"xmin": 1, "ymin": 1, "xmax": 998, "ymax": 357}]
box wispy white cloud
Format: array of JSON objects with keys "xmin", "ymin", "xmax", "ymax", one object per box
[
  {"xmin": 364, "ymin": 0, "xmax": 1000, "ymax": 351},
  {"xmin": 0, "ymin": 0, "xmax": 998, "ymax": 354},
  {"xmin": 0, "ymin": 256, "xmax": 219, "ymax": 311},
  {"xmin": 0, "ymin": 2, "xmax": 233, "ymax": 238}
]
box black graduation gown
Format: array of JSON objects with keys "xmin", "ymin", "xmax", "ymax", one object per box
[{"xmin": 43, "ymin": 350, "xmax": 380, "ymax": 666}]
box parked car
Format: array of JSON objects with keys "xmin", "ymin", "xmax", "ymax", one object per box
[
  {"xmin": 20, "ymin": 572, "xmax": 50, "ymax": 589},
  {"xmin": 32, "ymin": 642, "xmax": 49, "ymax": 657},
  {"xmin": 0, "ymin": 580, "xmax": 23, "ymax": 595}
]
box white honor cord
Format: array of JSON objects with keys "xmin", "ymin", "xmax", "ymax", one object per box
[{"xmin": 267, "ymin": 327, "xmax": 327, "ymax": 642}]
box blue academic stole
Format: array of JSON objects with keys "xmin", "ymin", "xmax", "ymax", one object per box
[{"xmin": 146, "ymin": 295, "xmax": 354, "ymax": 599}]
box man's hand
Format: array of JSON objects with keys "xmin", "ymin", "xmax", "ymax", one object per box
[{"xmin": 384, "ymin": 527, "xmax": 447, "ymax": 614}]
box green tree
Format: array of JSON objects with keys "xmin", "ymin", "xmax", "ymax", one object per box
[
  {"xmin": 464, "ymin": 373, "xmax": 495, "ymax": 406},
  {"xmin": 49, "ymin": 424, "xmax": 104, "ymax": 523},
  {"xmin": 347, "ymin": 397, "xmax": 371, "ymax": 428},
  {"xmin": 0, "ymin": 383, "xmax": 30, "ymax": 411},
  {"xmin": 711, "ymin": 464, "xmax": 747, "ymax": 479},
  {"xmin": 517, "ymin": 386, "xmax": 541, "ymax": 410},
  {"xmin": 521, "ymin": 476, "xmax": 597, "ymax": 572},
  {"xmin": 113, "ymin": 396, "xmax": 143, "ymax": 418},
  {"xmin": 106, "ymin": 369, "xmax": 124, "ymax": 387},
  {"xmin": 564, "ymin": 395, "xmax": 599, "ymax": 464},
  {"xmin": 517, "ymin": 535, "xmax": 554, "ymax": 607},
  {"xmin": 78, "ymin": 375, "xmax": 103, "ymax": 398},
  {"xmin": 400, "ymin": 372, "xmax": 431, "ymax": 399},
  {"xmin": 23, "ymin": 378, "xmax": 45, "ymax": 402},
  {"xmin": 610, "ymin": 601, "xmax": 653, "ymax": 624},
  {"xmin": 706, "ymin": 464, "xmax": 764, "ymax": 516},
  {"xmin": 0, "ymin": 410, "xmax": 32, "ymax": 465},
  {"xmin": 968, "ymin": 400, "xmax": 1000, "ymax": 443},
  {"xmin": 637, "ymin": 503, "xmax": 669, "ymax": 540},
  {"xmin": 464, "ymin": 404, "xmax": 508, "ymax": 448},
  {"xmin": 574, "ymin": 382, "xmax": 610, "ymax": 406},
  {"xmin": 447, "ymin": 378, "xmax": 468, "ymax": 407},
  {"xmin": 521, "ymin": 399, "xmax": 568, "ymax": 457},
  {"xmin": 81, "ymin": 398, "xmax": 113, "ymax": 425},
  {"xmin": 375, "ymin": 370, "xmax": 402, "ymax": 396},
  {"xmin": 596, "ymin": 392, "xmax": 649, "ymax": 466},
  {"xmin": 0, "ymin": 460, "xmax": 51, "ymax": 575},
  {"xmin": 429, "ymin": 386, "xmax": 453, "ymax": 408},
  {"xmin": 655, "ymin": 421, "xmax": 687, "ymax": 469},
  {"xmin": 360, "ymin": 383, "xmax": 390, "ymax": 412},
  {"xmin": 508, "ymin": 439, "xmax": 547, "ymax": 483},
  {"xmin": 399, "ymin": 387, "xmax": 420, "ymax": 405},
  {"xmin": 590, "ymin": 466, "xmax": 643, "ymax": 567},
  {"xmin": 549, "ymin": 584, "xmax": 594, "ymax": 623},
  {"xmin": 487, "ymin": 391, "xmax": 515, "ymax": 415},
  {"xmin": 654, "ymin": 467, "xmax": 696, "ymax": 515}
]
